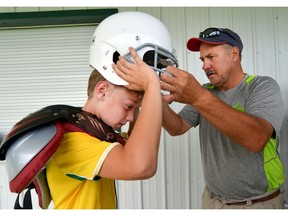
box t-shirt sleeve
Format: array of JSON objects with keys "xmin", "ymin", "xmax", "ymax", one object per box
[
  {"xmin": 179, "ymin": 104, "xmax": 200, "ymax": 128},
  {"xmin": 246, "ymin": 76, "xmax": 285, "ymax": 135},
  {"xmin": 52, "ymin": 132, "xmax": 121, "ymax": 180}
]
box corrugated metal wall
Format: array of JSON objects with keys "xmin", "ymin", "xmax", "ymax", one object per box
[{"xmin": 0, "ymin": 7, "xmax": 287, "ymax": 209}]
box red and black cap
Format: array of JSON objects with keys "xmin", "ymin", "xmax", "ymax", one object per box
[{"xmin": 187, "ymin": 27, "xmax": 243, "ymax": 53}]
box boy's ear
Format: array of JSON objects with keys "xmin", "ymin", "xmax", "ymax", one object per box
[{"xmin": 94, "ymin": 81, "xmax": 109, "ymax": 100}]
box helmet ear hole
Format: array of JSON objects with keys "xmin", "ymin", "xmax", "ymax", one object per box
[{"xmin": 113, "ymin": 51, "xmax": 120, "ymax": 64}]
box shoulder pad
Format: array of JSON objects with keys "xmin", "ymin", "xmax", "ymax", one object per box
[{"xmin": 0, "ymin": 105, "xmax": 81, "ymax": 160}]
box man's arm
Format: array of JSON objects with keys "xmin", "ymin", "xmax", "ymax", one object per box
[
  {"xmin": 161, "ymin": 66, "xmax": 273, "ymax": 152},
  {"xmin": 192, "ymin": 90, "xmax": 273, "ymax": 152},
  {"xmin": 162, "ymin": 102, "xmax": 192, "ymax": 136}
]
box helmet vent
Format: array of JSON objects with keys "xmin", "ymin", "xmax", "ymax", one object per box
[{"xmin": 113, "ymin": 51, "xmax": 120, "ymax": 64}]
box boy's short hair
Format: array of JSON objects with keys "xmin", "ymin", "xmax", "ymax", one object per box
[{"xmin": 87, "ymin": 69, "xmax": 106, "ymax": 97}]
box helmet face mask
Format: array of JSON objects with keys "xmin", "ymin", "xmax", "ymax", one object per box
[
  {"xmin": 89, "ymin": 11, "xmax": 178, "ymax": 85},
  {"xmin": 122, "ymin": 43, "xmax": 178, "ymax": 77}
]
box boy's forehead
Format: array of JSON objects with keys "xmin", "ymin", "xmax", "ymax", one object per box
[
  {"xmin": 118, "ymin": 86, "xmax": 143, "ymax": 104},
  {"xmin": 129, "ymin": 91, "xmax": 143, "ymax": 102}
]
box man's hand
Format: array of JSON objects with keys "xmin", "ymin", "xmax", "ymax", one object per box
[{"xmin": 160, "ymin": 66, "xmax": 204, "ymax": 105}]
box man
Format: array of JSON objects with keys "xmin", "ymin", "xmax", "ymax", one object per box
[{"xmin": 159, "ymin": 27, "xmax": 285, "ymax": 208}]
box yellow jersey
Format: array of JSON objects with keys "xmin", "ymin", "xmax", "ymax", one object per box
[{"xmin": 46, "ymin": 131, "xmax": 120, "ymax": 209}]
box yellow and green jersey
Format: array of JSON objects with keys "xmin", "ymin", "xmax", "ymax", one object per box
[{"xmin": 47, "ymin": 132, "xmax": 120, "ymax": 209}]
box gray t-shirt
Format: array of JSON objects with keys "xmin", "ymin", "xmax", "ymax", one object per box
[{"xmin": 179, "ymin": 74, "xmax": 285, "ymax": 200}]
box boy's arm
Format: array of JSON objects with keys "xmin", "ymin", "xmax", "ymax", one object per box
[{"xmin": 98, "ymin": 47, "xmax": 162, "ymax": 180}]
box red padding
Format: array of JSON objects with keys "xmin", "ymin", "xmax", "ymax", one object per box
[{"xmin": 9, "ymin": 121, "xmax": 64, "ymax": 193}]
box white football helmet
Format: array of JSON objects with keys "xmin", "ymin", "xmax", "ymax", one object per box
[{"xmin": 89, "ymin": 11, "xmax": 178, "ymax": 85}]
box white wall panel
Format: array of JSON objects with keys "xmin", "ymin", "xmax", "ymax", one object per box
[
  {"xmin": 0, "ymin": 7, "xmax": 287, "ymax": 209},
  {"xmin": 231, "ymin": 8, "xmax": 256, "ymax": 74},
  {"xmin": 0, "ymin": 162, "xmax": 18, "ymax": 209},
  {"xmin": 254, "ymin": 8, "xmax": 278, "ymax": 78},
  {"xmin": 275, "ymin": 8, "xmax": 288, "ymax": 203},
  {"xmin": 184, "ymin": 7, "xmax": 210, "ymax": 84}
]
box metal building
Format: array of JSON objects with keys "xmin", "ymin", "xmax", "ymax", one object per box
[{"xmin": 0, "ymin": 7, "xmax": 287, "ymax": 209}]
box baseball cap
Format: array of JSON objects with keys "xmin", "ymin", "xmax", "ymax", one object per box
[{"xmin": 187, "ymin": 27, "xmax": 243, "ymax": 53}]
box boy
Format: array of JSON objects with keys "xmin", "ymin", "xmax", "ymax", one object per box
[{"xmin": 46, "ymin": 11, "xmax": 178, "ymax": 209}]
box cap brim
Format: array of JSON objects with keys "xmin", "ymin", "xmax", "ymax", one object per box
[{"xmin": 186, "ymin": 37, "xmax": 226, "ymax": 51}]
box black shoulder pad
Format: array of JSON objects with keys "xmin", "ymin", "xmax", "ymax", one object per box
[{"xmin": 0, "ymin": 105, "xmax": 81, "ymax": 160}]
